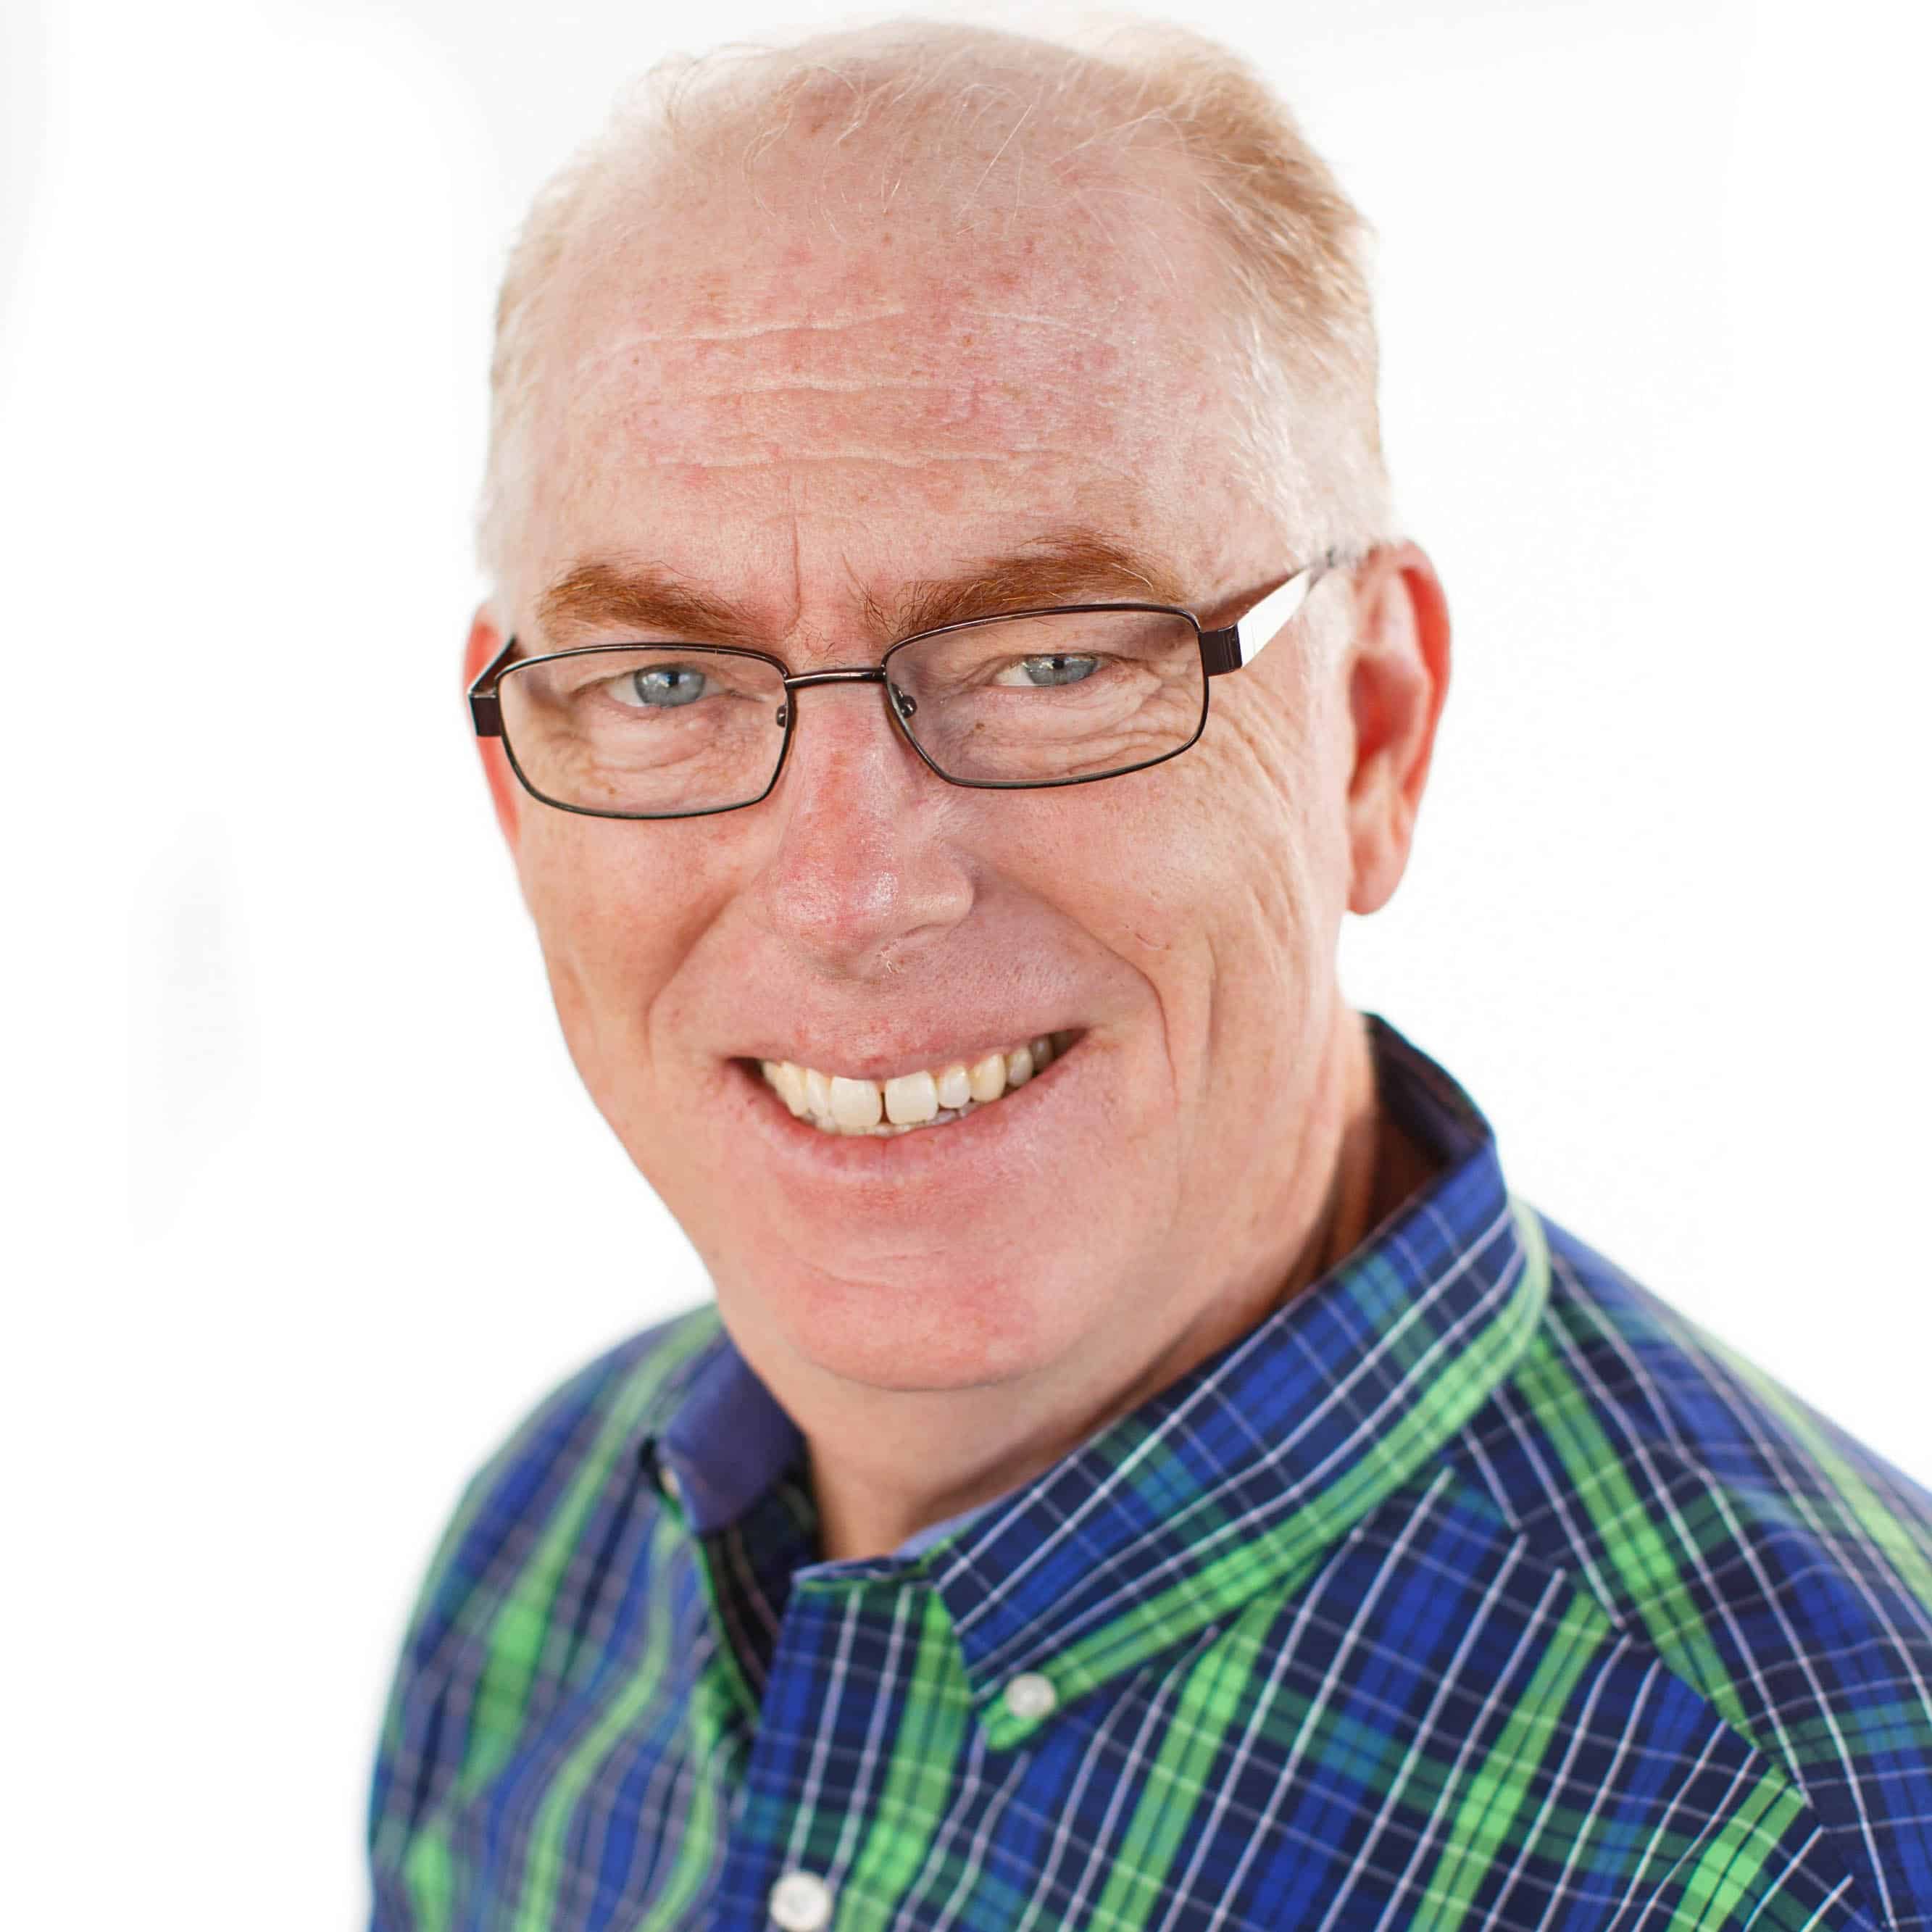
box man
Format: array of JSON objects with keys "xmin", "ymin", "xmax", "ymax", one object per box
[{"xmin": 367, "ymin": 19, "xmax": 1932, "ymax": 1931}]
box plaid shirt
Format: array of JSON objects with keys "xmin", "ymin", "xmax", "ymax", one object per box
[{"xmin": 367, "ymin": 1020, "xmax": 1932, "ymax": 1930}]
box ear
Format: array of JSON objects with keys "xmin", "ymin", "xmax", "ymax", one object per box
[
  {"xmin": 464, "ymin": 606, "xmax": 524, "ymax": 853},
  {"xmin": 1341, "ymin": 543, "xmax": 1451, "ymax": 916}
]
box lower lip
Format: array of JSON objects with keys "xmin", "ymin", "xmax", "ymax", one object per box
[{"xmin": 722, "ymin": 1034, "xmax": 1089, "ymax": 1178}]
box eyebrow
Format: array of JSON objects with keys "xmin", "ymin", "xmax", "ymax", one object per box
[
  {"xmin": 536, "ymin": 565, "xmax": 755, "ymax": 648},
  {"xmin": 533, "ymin": 526, "xmax": 1194, "ymax": 653},
  {"xmin": 871, "ymin": 528, "xmax": 1193, "ymax": 638}
]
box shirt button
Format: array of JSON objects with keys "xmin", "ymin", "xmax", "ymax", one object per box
[
  {"xmin": 658, "ymin": 1465, "xmax": 683, "ymax": 1507},
  {"xmin": 1002, "ymin": 1672, "xmax": 1057, "ymax": 1721},
  {"xmin": 769, "ymin": 1870, "xmax": 835, "ymax": 1930}
]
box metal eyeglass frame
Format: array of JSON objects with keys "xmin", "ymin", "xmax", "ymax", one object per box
[{"xmin": 468, "ymin": 546, "xmax": 1349, "ymax": 820}]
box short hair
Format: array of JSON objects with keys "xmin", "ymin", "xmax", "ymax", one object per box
[{"xmin": 478, "ymin": 16, "xmax": 1394, "ymax": 590}]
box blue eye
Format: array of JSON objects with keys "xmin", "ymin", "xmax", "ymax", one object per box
[
  {"xmin": 622, "ymin": 665, "xmax": 708, "ymax": 707},
  {"xmin": 992, "ymin": 654, "xmax": 1102, "ymax": 688}
]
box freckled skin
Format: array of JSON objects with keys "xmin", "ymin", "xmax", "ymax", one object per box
[{"xmin": 470, "ymin": 120, "xmax": 1448, "ymax": 1559}]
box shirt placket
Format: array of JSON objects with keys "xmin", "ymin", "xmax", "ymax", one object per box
[
  {"xmin": 716, "ymin": 1566, "xmax": 956, "ymax": 1932},
  {"xmin": 659, "ymin": 1450, "xmax": 936, "ymax": 1931}
]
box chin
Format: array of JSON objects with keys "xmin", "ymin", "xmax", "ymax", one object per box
[{"xmin": 731, "ymin": 1238, "xmax": 1107, "ymax": 1396}]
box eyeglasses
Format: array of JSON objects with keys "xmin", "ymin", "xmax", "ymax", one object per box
[{"xmin": 469, "ymin": 548, "xmax": 1348, "ymax": 820}]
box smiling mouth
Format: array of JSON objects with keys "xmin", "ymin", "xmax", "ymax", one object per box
[{"xmin": 750, "ymin": 1031, "xmax": 1078, "ymax": 1136}]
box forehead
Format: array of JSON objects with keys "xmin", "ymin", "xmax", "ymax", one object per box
[{"xmin": 512, "ymin": 146, "xmax": 1268, "ymax": 628}]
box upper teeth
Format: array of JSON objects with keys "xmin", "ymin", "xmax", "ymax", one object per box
[{"xmin": 760, "ymin": 1036, "xmax": 1062, "ymax": 1135}]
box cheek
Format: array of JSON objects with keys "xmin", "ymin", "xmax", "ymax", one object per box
[
  {"xmin": 1208, "ymin": 670, "xmax": 1353, "ymax": 903},
  {"xmin": 1033, "ymin": 696, "xmax": 1351, "ymax": 1125},
  {"xmin": 514, "ymin": 816, "xmax": 730, "ymax": 1044},
  {"xmin": 1036, "ymin": 699, "xmax": 1343, "ymax": 970}
]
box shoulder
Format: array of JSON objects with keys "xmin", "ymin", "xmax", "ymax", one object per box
[
  {"xmin": 396, "ymin": 1301, "xmax": 723, "ymax": 1665},
  {"xmin": 1466, "ymin": 1206, "xmax": 1932, "ymax": 1928},
  {"xmin": 369, "ymin": 1303, "xmax": 722, "ymax": 1815},
  {"xmin": 367, "ymin": 1304, "xmax": 723, "ymax": 1900},
  {"xmin": 370, "ymin": 1302, "xmax": 724, "ymax": 1880}
]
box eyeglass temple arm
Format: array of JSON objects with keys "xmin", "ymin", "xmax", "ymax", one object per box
[
  {"xmin": 469, "ymin": 633, "xmax": 522, "ymax": 737},
  {"xmin": 1199, "ymin": 548, "xmax": 1346, "ymax": 677}
]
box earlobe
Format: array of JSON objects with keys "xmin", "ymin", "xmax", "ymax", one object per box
[
  {"xmin": 464, "ymin": 607, "xmax": 524, "ymax": 852},
  {"xmin": 1343, "ymin": 545, "xmax": 1452, "ymax": 917}
]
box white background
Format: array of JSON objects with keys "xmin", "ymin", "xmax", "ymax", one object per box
[{"xmin": 7, "ymin": 0, "xmax": 1928, "ymax": 1922}]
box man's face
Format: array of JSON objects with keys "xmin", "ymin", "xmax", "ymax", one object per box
[{"xmin": 476, "ymin": 140, "xmax": 1377, "ymax": 1415}]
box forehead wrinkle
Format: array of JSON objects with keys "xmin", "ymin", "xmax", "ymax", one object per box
[
  {"xmin": 588, "ymin": 307, "xmax": 917, "ymax": 346},
  {"xmin": 956, "ymin": 308, "xmax": 1125, "ymax": 343},
  {"xmin": 570, "ymin": 308, "xmax": 1157, "ymax": 385},
  {"xmin": 566, "ymin": 322, "xmax": 1130, "ymax": 412},
  {"xmin": 628, "ymin": 447, "xmax": 1142, "ymax": 482},
  {"xmin": 562, "ymin": 319, "xmax": 1183, "ymax": 488},
  {"xmin": 678, "ymin": 377, "xmax": 955, "ymax": 398}
]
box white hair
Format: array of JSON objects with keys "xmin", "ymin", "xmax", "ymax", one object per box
[{"xmin": 478, "ymin": 15, "xmax": 1396, "ymax": 588}]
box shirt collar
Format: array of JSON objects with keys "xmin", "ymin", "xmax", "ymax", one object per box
[{"xmin": 641, "ymin": 1015, "xmax": 1549, "ymax": 1738}]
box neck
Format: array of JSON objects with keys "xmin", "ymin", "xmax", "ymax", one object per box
[{"xmin": 783, "ymin": 1010, "xmax": 1419, "ymax": 1564}]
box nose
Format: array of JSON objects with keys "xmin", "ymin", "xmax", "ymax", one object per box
[{"xmin": 751, "ymin": 675, "xmax": 975, "ymax": 978}]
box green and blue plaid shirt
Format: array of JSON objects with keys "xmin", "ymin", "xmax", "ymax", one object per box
[{"xmin": 368, "ymin": 1020, "xmax": 1932, "ymax": 1929}]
